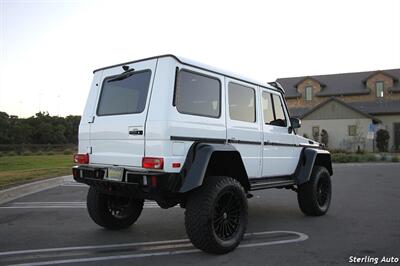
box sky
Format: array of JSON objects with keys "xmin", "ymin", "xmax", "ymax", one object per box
[{"xmin": 0, "ymin": 0, "xmax": 399, "ymax": 118}]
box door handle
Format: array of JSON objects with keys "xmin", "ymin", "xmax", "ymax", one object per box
[
  {"xmin": 129, "ymin": 129, "xmax": 143, "ymax": 135},
  {"xmin": 229, "ymin": 137, "xmax": 239, "ymax": 144}
]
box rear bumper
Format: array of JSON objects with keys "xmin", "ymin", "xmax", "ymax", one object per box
[{"xmin": 72, "ymin": 165, "xmax": 182, "ymax": 200}]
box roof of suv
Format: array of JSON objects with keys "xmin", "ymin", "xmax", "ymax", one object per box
[{"xmin": 93, "ymin": 54, "xmax": 283, "ymax": 94}]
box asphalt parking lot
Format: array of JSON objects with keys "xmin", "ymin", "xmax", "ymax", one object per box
[{"xmin": 0, "ymin": 163, "xmax": 399, "ymax": 266}]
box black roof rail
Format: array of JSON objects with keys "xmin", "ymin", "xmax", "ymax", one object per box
[{"xmin": 268, "ymin": 81, "xmax": 285, "ymax": 94}]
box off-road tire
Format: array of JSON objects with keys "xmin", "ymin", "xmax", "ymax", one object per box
[
  {"xmin": 297, "ymin": 166, "xmax": 332, "ymax": 216},
  {"xmin": 86, "ymin": 187, "xmax": 144, "ymax": 229},
  {"xmin": 185, "ymin": 176, "xmax": 248, "ymax": 254}
]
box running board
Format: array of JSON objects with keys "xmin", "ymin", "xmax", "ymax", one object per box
[{"xmin": 249, "ymin": 179, "xmax": 296, "ymax": 191}]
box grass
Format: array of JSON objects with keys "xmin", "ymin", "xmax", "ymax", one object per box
[
  {"xmin": 0, "ymin": 154, "xmax": 74, "ymax": 189},
  {"xmin": 332, "ymin": 153, "xmax": 400, "ymax": 163}
]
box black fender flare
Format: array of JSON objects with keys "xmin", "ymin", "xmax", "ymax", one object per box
[
  {"xmin": 294, "ymin": 148, "xmax": 333, "ymax": 185},
  {"xmin": 179, "ymin": 142, "xmax": 250, "ymax": 193}
]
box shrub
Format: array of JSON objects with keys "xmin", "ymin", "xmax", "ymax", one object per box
[
  {"xmin": 22, "ymin": 150, "xmax": 33, "ymax": 156},
  {"xmin": 376, "ymin": 129, "xmax": 390, "ymax": 152},
  {"xmin": 7, "ymin": 151, "xmax": 17, "ymax": 156},
  {"xmin": 46, "ymin": 151, "xmax": 55, "ymax": 155},
  {"xmin": 366, "ymin": 154, "xmax": 376, "ymax": 162},
  {"xmin": 392, "ymin": 156, "xmax": 399, "ymax": 162},
  {"xmin": 36, "ymin": 150, "xmax": 44, "ymax": 156},
  {"xmin": 302, "ymin": 133, "xmax": 309, "ymax": 138},
  {"xmin": 63, "ymin": 149, "xmax": 73, "ymax": 155}
]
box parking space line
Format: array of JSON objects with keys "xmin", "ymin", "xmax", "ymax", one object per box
[
  {"xmin": 0, "ymin": 201, "xmax": 172, "ymax": 209},
  {"xmin": 1, "ymin": 231, "xmax": 308, "ymax": 266}
]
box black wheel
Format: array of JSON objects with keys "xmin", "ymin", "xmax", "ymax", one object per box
[
  {"xmin": 86, "ymin": 187, "xmax": 144, "ymax": 229},
  {"xmin": 184, "ymin": 176, "xmax": 248, "ymax": 254},
  {"xmin": 297, "ymin": 166, "xmax": 332, "ymax": 216}
]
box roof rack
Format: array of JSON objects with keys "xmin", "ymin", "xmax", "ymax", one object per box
[{"xmin": 268, "ymin": 82, "xmax": 285, "ymax": 94}]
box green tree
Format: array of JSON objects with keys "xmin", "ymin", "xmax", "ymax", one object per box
[
  {"xmin": 0, "ymin": 112, "xmax": 10, "ymax": 144},
  {"xmin": 376, "ymin": 129, "xmax": 390, "ymax": 152}
]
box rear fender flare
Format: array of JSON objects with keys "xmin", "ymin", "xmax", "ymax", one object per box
[{"xmin": 179, "ymin": 142, "xmax": 250, "ymax": 193}]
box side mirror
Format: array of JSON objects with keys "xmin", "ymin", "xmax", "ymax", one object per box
[{"xmin": 290, "ymin": 117, "xmax": 301, "ymax": 129}]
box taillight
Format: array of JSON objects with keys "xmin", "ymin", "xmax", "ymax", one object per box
[
  {"xmin": 74, "ymin": 153, "xmax": 89, "ymax": 164},
  {"xmin": 142, "ymin": 157, "xmax": 164, "ymax": 169}
]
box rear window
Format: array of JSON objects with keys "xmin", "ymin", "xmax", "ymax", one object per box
[
  {"xmin": 97, "ymin": 70, "xmax": 152, "ymax": 116},
  {"xmin": 175, "ymin": 70, "xmax": 221, "ymax": 118}
]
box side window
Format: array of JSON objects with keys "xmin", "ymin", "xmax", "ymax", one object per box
[
  {"xmin": 262, "ymin": 92, "xmax": 275, "ymax": 124},
  {"xmin": 175, "ymin": 70, "xmax": 221, "ymax": 118},
  {"xmin": 228, "ymin": 82, "xmax": 256, "ymax": 123},
  {"xmin": 271, "ymin": 94, "xmax": 287, "ymax": 127}
]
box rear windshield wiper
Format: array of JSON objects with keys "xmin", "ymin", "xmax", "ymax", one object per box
[{"xmin": 108, "ymin": 66, "xmax": 136, "ymax": 82}]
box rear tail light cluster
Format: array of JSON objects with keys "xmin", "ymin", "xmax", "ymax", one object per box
[
  {"xmin": 142, "ymin": 157, "xmax": 164, "ymax": 169},
  {"xmin": 74, "ymin": 153, "xmax": 89, "ymax": 164}
]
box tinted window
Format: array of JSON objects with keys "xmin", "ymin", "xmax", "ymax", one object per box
[
  {"xmin": 175, "ymin": 70, "xmax": 220, "ymax": 117},
  {"xmin": 228, "ymin": 82, "xmax": 256, "ymax": 123},
  {"xmin": 271, "ymin": 94, "xmax": 287, "ymax": 127},
  {"xmin": 97, "ymin": 70, "xmax": 151, "ymax": 116},
  {"xmin": 262, "ymin": 92, "xmax": 275, "ymax": 124}
]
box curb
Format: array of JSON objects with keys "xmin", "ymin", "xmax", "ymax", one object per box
[
  {"xmin": 0, "ymin": 175, "xmax": 73, "ymax": 205},
  {"xmin": 333, "ymin": 162, "xmax": 400, "ymax": 167}
]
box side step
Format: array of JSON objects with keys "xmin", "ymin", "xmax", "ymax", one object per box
[{"xmin": 249, "ymin": 178, "xmax": 296, "ymax": 191}]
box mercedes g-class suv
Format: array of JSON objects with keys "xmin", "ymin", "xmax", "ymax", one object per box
[{"xmin": 73, "ymin": 54, "xmax": 333, "ymax": 254}]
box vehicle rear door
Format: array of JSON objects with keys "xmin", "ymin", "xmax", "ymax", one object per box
[{"xmin": 88, "ymin": 59, "xmax": 157, "ymax": 167}]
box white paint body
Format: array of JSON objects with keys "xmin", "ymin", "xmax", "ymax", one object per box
[{"xmin": 79, "ymin": 55, "xmax": 317, "ymax": 179}]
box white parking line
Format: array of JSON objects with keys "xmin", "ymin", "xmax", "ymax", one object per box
[
  {"xmin": 1, "ymin": 231, "xmax": 308, "ymax": 266},
  {"xmin": 0, "ymin": 201, "xmax": 172, "ymax": 209}
]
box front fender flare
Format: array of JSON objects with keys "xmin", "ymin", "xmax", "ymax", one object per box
[{"xmin": 295, "ymin": 148, "xmax": 333, "ymax": 185}]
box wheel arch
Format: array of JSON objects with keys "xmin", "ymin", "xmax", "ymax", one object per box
[
  {"xmin": 179, "ymin": 142, "xmax": 250, "ymax": 193},
  {"xmin": 294, "ymin": 147, "xmax": 333, "ymax": 185}
]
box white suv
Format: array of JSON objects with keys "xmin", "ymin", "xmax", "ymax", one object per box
[{"xmin": 73, "ymin": 54, "xmax": 333, "ymax": 254}]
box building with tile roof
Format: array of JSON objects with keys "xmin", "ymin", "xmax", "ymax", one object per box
[{"xmin": 277, "ymin": 69, "xmax": 400, "ymax": 152}]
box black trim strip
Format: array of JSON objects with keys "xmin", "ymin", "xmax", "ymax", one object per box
[
  {"xmin": 228, "ymin": 139, "xmax": 262, "ymax": 145},
  {"xmin": 264, "ymin": 141, "xmax": 324, "ymax": 149},
  {"xmin": 170, "ymin": 136, "xmax": 323, "ymax": 149},
  {"xmin": 170, "ymin": 136, "xmax": 226, "ymax": 144}
]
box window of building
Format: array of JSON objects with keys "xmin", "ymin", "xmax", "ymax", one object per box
[
  {"xmin": 305, "ymin": 86, "xmax": 313, "ymax": 101},
  {"xmin": 97, "ymin": 70, "xmax": 152, "ymax": 116},
  {"xmin": 261, "ymin": 92, "xmax": 275, "ymax": 124},
  {"xmin": 228, "ymin": 82, "xmax": 256, "ymax": 123},
  {"xmin": 175, "ymin": 70, "xmax": 221, "ymax": 118},
  {"xmin": 376, "ymin": 81, "xmax": 384, "ymax": 98},
  {"xmin": 348, "ymin": 125, "xmax": 357, "ymax": 136}
]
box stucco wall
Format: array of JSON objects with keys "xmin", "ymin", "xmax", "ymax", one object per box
[{"xmin": 297, "ymin": 118, "xmax": 373, "ymax": 152}]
